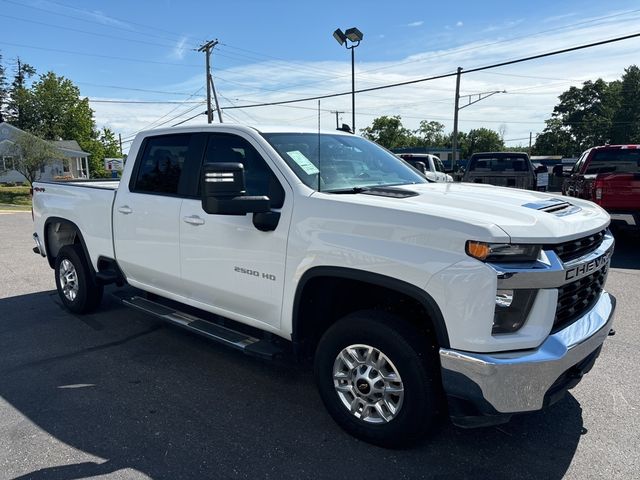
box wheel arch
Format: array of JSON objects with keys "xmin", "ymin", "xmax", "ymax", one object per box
[
  {"xmin": 291, "ymin": 267, "xmax": 449, "ymax": 357},
  {"xmin": 43, "ymin": 217, "xmax": 94, "ymax": 272}
]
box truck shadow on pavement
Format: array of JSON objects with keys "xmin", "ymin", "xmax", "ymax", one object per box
[
  {"xmin": 610, "ymin": 229, "xmax": 640, "ymax": 269},
  {"xmin": 1, "ymin": 290, "xmax": 585, "ymax": 480}
]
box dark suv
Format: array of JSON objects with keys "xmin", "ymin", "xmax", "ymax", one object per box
[{"xmin": 462, "ymin": 152, "xmax": 537, "ymax": 190}]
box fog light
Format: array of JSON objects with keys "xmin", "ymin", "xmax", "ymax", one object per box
[
  {"xmin": 492, "ymin": 289, "xmax": 537, "ymax": 335},
  {"xmin": 496, "ymin": 290, "xmax": 513, "ymax": 308}
]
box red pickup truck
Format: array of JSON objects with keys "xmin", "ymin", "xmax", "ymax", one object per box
[{"xmin": 563, "ymin": 145, "xmax": 640, "ymax": 229}]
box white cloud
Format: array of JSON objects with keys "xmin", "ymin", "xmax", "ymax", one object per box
[
  {"xmin": 91, "ymin": 11, "xmax": 640, "ymax": 152},
  {"xmin": 407, "ymin": 21, "xmax": 424, "ymax": 27},
  {"xmin": 456, "ymin": 21, "xmax": 464, "ymax": 27},
  {"xmin": 170, "ymin": 37, "xmax": 189, "ymax": 60}
]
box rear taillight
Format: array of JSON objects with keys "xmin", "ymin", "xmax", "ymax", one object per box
[{"xmin": 592, "ymin": 178, "xmax": 605, "ymax": 203}]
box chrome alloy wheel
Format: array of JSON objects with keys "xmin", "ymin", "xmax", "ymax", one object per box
[
  {"xmin": 332, "ymin": 344, "xmax": 404, "ymax": 424},
  {"xmin": 58, "ymin": 258, "xmax": 79, "ymax": 302}
]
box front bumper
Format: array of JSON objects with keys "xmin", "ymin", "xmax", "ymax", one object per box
[{"xmin": 439, "ymin": 290, "xmax": 616, "ymax": 425}]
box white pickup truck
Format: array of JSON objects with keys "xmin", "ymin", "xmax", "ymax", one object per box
[{"xmin": 32, "ymin": 125, "xmax": 616, "ymax": 447}]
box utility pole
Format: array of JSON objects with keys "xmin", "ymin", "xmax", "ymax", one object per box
[
  {"xmin": 452, "ymin": 67, "xmax": 462, "ymax": 170},
  {"xmin": 330, "ymin": 110, "xmax": 344, "ymax": 129},
  {"xmin": 528, "ymin": 132, "xmax": 532, "ymax": 156},
  {"xmin": 119, "ymin": 133, "xmax": 123, "ymax": 155},
  {"xmin": 197, "ymin": 39, "xmax": 223, "ymax": 123}
]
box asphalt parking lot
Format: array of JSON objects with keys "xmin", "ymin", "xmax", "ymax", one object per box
[{"xmin": 0, "ymin": 212, "xmax": 638, "ymax": 480}]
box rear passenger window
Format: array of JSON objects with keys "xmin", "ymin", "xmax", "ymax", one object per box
[{"xmin": 133, "ymin": 135, "xmax": 191, "ymax": 195}]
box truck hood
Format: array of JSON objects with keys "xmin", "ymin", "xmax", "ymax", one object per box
[{"xmin": 326, "ymin": 182, "xmax": 610, "ymax": 243}]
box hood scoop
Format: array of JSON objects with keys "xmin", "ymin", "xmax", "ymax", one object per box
[
  {"xmin": 362, "ymin": 187, "xmax": 419, "ymax": 198},
  {"xmin": 522, "ymin": 198, "xmax": 582, "ymax": 216}
]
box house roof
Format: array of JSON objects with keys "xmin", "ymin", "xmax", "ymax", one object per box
[
  {"xmin": 50, "ymin": 140, "xmax": 90, "ymax": 157},
  {"xmin": 0, "ymin": 122, "xmax": 90, "ymax": 157}
]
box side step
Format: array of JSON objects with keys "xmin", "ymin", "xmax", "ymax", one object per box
[{"xmin": 112, "ymin": 291, "xmax": 283, "ymax": 360}]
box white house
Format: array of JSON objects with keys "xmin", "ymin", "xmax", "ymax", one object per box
[{"xmin": 0, "ymin": 122, "xmax": 91, "ymax": 183}]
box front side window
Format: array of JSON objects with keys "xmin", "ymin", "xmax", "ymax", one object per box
[
  {"xmin": 262, "ymin": 133, "xmax": 426, "ymax": 192},
  {"xmin": 202, "ymin": 133, "xmax": 285, "ymax": 208},
  {"xmin": 133, "ymin": 134, "xmax": 191, "ymax": 195},
  {"xmin": 434, "ymin": 157, "xmax": 445, "ymax": 172}
]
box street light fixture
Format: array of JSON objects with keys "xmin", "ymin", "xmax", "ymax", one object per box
[{"xmin": 333, "ymin": 27, "xmax": 363, "ymax": 133}]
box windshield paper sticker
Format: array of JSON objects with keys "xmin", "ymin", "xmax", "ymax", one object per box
[{"xmin": 287, "ymin": 150, "xmax": 319, "ymax": 175}]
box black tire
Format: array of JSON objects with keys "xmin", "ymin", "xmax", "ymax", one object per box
[
  {"xmin": 54, "ymin": 244, "xmax": 104, "ymax": 314},
  {"xmin": 314, "ymin": 310, "xmax": 440, "ymax": 448}
]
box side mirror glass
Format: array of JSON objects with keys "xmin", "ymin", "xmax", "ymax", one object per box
[
  {"xmin": 414, "ymin": 161, "xmax": 428, "ymax": 175},
  {"xmin": 201, "ymin": 162, "xmax": 270, "ymax": 215}
]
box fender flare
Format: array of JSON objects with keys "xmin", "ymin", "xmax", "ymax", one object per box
[
  {"xmin": 292, "ymin": 266, "xmax": 450, "ymax": 349},
  {"xmin": 43, "ymin": 216, "xmax": 95, "ymax": 273}
]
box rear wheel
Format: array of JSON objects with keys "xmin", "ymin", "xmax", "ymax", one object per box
[
  {"xmin": 54, "ymin": 244, "xmax": 103, "ymax": 314},
  {"xmin": 314, "ymin": 310, "xmax": 440, "ymax": 448}
]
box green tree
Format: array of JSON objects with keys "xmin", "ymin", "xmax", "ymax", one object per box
[
  {"xmin": 534, "ymin": 76, "xmax": 623, "ymax": 155},
  {"xmin": 610, "ymin": 65, "xmax": 640, "ymax": 144},
  {"xmin": 460, "ymin": 128, "xmax": 504, "ymax": 158},
  {"xmin": 5, "ymin": 58, "xmax": 36, "ymax": 129},
  {"xmin": 8, "ymin": 132, "xmax": 63, "ymax": 185},
  {"xmin": 360, "ymin": 115, "xmax": 417, "ymax": 149},
  {"xmin": 26, "ymin": 72, "xmax": 94, "ymax": 142},
  {"xmin": 0, "ymin": 53, "xmax": 8, "ymax": 122},
  {"xmin": 413, "ymin": 120, "xmax": 446, "ymax": 147}
]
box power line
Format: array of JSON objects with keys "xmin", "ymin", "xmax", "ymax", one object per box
[
  {"xmin": 0, "ymin": 41, "xmax": 201, "ymax": 68},
  {"xmin": 0, "ymin": 13, "xmax": 178, "ymax": 50},
  {"xmin": 120, "ymin": 87, "xmax": 206, "ymax": 138},
  {"xmin": 0, "ymin": 0, "xmax": 190, "ymax": 46},
  {"xmin": 89, "ymin": 99, "xmax": 204, "ymax": 104},
  {"xmin": 76, "ymin": 82, "xmax": 202, "ymax": 97},
  {"xmin": 352, "ymin": 8, "xmax": 640, "ymax": 77},
  {"xmin": 172, "ymin": 110, "xmax": 206, "ymax": 127},
  {"xmin": 221, "ymin": 32, "xmax": 640, "ymax": 111}
]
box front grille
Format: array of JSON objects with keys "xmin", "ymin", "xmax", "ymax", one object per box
[
  {"xmin": 549, "ymin": 230, "xmax": 606, "ymax": 262},
  {"xmin": 553, "ymin": 266, "xmax": 608, "ymax": 333}
]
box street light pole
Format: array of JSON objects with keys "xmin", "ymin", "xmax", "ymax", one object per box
[
  {"xmin": 452, "ymin": 67, "xmax": 462, "ymax": 170},
  {"xmin": 351, "ymin": 46, "xmax": 355, "ymax": 132},
  {"xmin": 333, "ymin": 27, "xmax": 363, "ymax": 134}
]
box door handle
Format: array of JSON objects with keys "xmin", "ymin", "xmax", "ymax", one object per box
[
  {"xmin": 118, "ymin": 205, "xmax": 133, "ymax": 215},
  {"xmin": 183, "ymin": 215, "xmax": 205, "ymax": 226}
]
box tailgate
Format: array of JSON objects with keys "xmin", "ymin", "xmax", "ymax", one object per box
[{"xmin": 599, "ymin": 173, "xmax": 640, "ymax": 210}]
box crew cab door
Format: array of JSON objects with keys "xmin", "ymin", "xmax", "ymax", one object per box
[
  {"xmin": 179, "ymin": 132, "xmax": 291, "ymax": 330},
  {"xmin": 113, "ymin": 133, "xmax": 200, "ymax": 294}
]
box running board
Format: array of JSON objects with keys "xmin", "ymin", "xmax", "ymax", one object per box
[{"xmin": 113, "ymin": 291, "xmax": 282, "ymax": 359}]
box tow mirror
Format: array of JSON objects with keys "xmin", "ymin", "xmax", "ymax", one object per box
[{"xmin": 201, "ymin": 162, "xmax": 270, "ymax": 215}]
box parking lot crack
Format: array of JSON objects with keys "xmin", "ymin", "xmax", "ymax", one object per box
[{"xmin": 0, "ymin": 325, "xmax": 162, "ymax": 375}]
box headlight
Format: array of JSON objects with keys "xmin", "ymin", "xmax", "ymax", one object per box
[{"xmin": 466, "ymin": 241, "xmax": 541, "ymax": 262}]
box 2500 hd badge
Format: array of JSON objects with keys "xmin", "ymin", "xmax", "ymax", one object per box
[{"xmin": 234, "ymin": 266, "xmax": 276, "ymax": 281}]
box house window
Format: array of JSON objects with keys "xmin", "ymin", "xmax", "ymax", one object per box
[
  {"xmin": 2, "ymin": 156, "xmax": 14, "ymax": 170},
  {"xmin": 63, "ymin": 161, "xmax": 70, "ymax": 173}
]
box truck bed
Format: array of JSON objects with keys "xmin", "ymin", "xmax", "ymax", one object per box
[{"xmin": 32, "ymin": 180, "xmax": 119, "ymax": 269}]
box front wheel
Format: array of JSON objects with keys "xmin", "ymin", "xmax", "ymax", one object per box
[
  {"xmin": 54, "ymin": 244, "xmax": 103, "ymax": 314},
  {"xmin": 314, "ymin": 310, "xmax": 440, "ymax": 448}
]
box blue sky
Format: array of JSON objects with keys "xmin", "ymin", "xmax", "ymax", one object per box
[{"xmin": 1, "ymin": 0, "xmax": 640, "ymax": 150}]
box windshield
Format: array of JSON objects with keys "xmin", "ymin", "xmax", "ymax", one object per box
[{"xmin": 261, "ymin": 133, "xmax": 426, "ymax": 191}]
